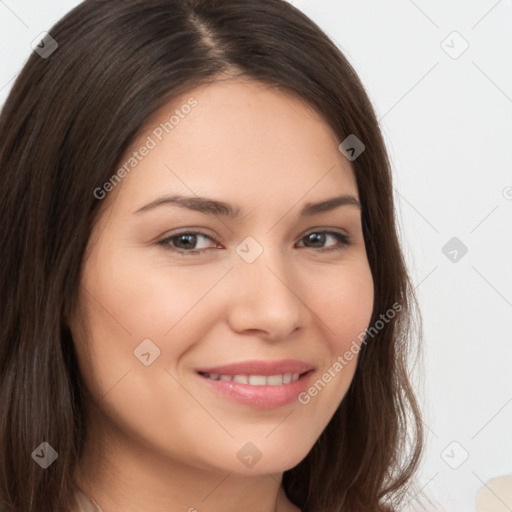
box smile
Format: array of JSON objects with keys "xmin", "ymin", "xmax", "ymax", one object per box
[
  {"xmin": 198, "ymin": 372, "xmax": 303, "ymax": 386},
  {"xmin": 196, "ymin": 370, "xmax": 314, "ymax": 408}
]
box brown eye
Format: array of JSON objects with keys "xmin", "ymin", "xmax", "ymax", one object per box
[
  {"xmin": 158, "ymin": 231, "xmax": 218, "ymax": 254},
  {"xmin": 297, "ymin": 230, "xmax": 351, "ymax": 252}
]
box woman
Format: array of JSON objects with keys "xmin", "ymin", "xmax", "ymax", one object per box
[{"xmin": 0, "ymin": 1, "xmax": 426, "ymax": 510}]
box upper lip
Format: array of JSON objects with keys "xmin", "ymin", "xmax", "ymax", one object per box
[{"xmin": 195, "ymin": 359, "xmax": 315, "ymax": 376}]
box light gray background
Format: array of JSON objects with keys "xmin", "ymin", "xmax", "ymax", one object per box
[{"xmin": 1, "ymin": 1, "xmax": 511, "ymax": 510}]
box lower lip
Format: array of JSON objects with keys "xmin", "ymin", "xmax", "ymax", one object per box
[{"xmin": 196, "ymin": 371, "xmax": 314, "ymax": 409}]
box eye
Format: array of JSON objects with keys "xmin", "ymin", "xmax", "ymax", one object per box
[
  {"xmin": 157, "ymin": 231, "xmax": 219, "ymax": 255},
  {"xmin": 157, "ymin": 229, "xmax": 352, "ymax": 255},
  {"xmin": 297, "ymin": 230, "xmax": 351, "ymax": 253}
]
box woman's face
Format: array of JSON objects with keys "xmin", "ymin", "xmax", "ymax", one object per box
[{"xmin": 71, "ymin": 78, "xmax": 374, "ymax": 477}]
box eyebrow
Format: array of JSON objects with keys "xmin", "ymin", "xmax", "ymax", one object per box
[{"xmin": 133, "ymin": 193, "xmax": 361, "ymax": 217}]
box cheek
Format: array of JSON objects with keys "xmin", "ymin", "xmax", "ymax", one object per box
[
  {"xmin": 71, "ymin": 247, "xmax": 219, "ymax": 458},
  {"xmin": 72, "ymin": 244, "xmax": 239, "ymax": 410},
  {"xmin": 312, "ymin": 259, "xmax": 374, "ymax": 349},
  {"xmin": 290, "ymin": 260, "xmax": 373, "ymax": 442},
  {"xmin": 78, "ymin": 245, "xmax": 225, "ymax": 351}
]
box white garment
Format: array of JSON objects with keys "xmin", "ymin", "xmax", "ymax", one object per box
[{"xmin": 72, "ymin": 485, "xmax": 104, "ymax": 512}]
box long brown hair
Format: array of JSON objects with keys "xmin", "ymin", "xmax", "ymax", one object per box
[{"xmin": 0, "ymin": 0, "xmax": 425, "ymax": 510}]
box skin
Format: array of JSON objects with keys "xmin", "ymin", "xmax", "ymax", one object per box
[{"xmin": 70, "ymin": 76, "xmax": 374, "ymax": 512}]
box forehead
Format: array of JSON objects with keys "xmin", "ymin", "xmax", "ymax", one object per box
[{"xmin": 108, "ymin": 78, "xmax": 358, "ymax": 214}]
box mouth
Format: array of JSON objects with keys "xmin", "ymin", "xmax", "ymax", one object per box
[
  {"xmin": 197, "ymin": 370, "xmax": 312, "ymax": 386},
  {"xmin": 195, "ymin": 369, "xmax": 315, "ymax": 409}
]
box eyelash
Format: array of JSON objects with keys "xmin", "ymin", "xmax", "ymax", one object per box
[{"xmin": 157, "ymin": 229, "xmax": 352, "ymax": 256}]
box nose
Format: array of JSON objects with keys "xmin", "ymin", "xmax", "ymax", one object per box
[{"xmin": 226, "ymin": 245, "xmax": 307, "ymax": 341}]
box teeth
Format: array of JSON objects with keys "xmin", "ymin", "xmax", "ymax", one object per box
[
  {"xmin": 266, "ymin": 374, "xmax": 283, "ymax": 385},
  {"xmin": 249, "ymin": 375, "xmax": 267, "ymax": 385},
  {"xmin": 202, "ymin": 372, "xmax": 302, "ymax": 385}
]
